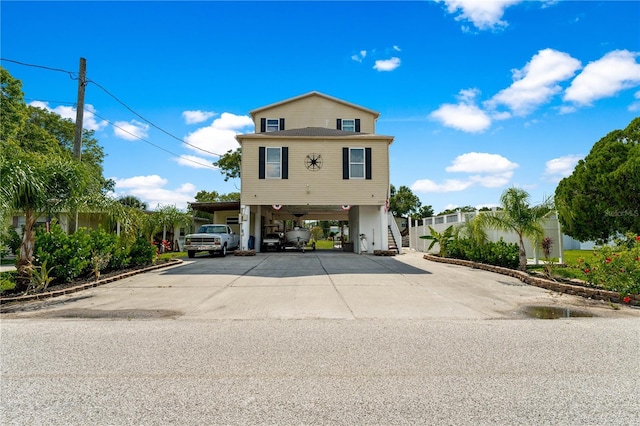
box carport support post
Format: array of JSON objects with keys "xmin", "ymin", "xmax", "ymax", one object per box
[
  {"xmin": 240, "ymin": 204, "xmax": 251, "ymax": 250},
  {"xmin": 254, "ymin": 205, "xmax": 262, "ymax": 252}
]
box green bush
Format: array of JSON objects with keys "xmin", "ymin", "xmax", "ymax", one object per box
[
  {"xmin": 129, "ymin": 237, "xmax": 157, "ymax": 267},
  {"xmin": 448, "ymin": 237, "xmax": 519, "ymax": 269},
  {"xmin": 574, "ymin": 234, "xmax": 640, "ymax": 297},
  {"xmin": 34, "ymin": 223, "xmax": 92, "ymax": 283},
  {"xmin": 1, "ymin": 225, "xmax": 21, "ymax": 256}
]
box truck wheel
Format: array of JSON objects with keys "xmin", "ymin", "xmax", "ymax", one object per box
[
  {"xmin": 220, "ymin": 245, "xmax": 227, "ymax": 257},
  {"xmin": 187, "ymin": 251, "xmax": 195, "ymax": 259}
]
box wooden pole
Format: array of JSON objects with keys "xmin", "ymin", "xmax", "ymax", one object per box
[{"xmin": 73, "ymin": 57, "xmax": 86, "ymax": 160}]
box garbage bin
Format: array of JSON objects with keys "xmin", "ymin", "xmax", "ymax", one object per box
[{"xmin": 248, "ymin": 235, "xmax": 255, "ymax": 250}]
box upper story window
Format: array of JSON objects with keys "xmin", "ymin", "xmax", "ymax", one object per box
[
  {"xmin": 266, "ymin": 119, "xmax": 280, "ymax": 132},
  {"xmin": 342, "ymin": 119, "xmax": 356, "ymax": 132},
  {"xmin": 259, "ymin": 146, "xmax": 289, "ymax": 180},
  {"xmin": 342, "ymin": 147, "xmax": 371, "ymax": 180},
  {"xmin": 348, "ymin": 148, "xmax": 365, "ymax": 179},
  {"xmin": 260, "ymin": 118, "xmax": 285, "ymax": 133},
  {"xmin": 337, "ymin": 118, "xmax": 360, "ymax": 132},
  {"xmin": 266, "ymin": 147, "xmax": 282, "ymax": 178}
]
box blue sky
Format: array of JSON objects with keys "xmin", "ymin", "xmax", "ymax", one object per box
[{"xmin": 2, "ymin": 1, "xmax": 639, "ymax": 214}]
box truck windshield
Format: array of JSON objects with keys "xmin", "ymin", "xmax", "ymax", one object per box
[{"xmin": 198, "ymin": 225, "xmax": 227, "ymax": 234}]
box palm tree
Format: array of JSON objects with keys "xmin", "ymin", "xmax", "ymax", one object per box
[
  {"xmin": 118, "ymin": 195, "xmax": 148, "ymax": 210},
  {"xmin": 477, "ymin": 188, "xmax": 552, "ymax": 271},
  {"xmin": 420, "ymin": 225, "xmax": 455, "ymax": 257},
  {"xmin": 1, "ymin": 151, "xmax": 93, "ymax": 291}
]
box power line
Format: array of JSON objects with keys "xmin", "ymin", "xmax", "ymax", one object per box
[
  {"xmin": 87, "ymin": 79, "xmax": 224, "ymax": 157},
  {"xmin": 0, "ymin": 58, "xmax": 77, "ymax": 79},
  {"xmin": 91, "ymin": 111, "xmax": 218, "ymax": 170},
  {"xmin": 25, "ymin": 98, "xmax": 76, "ymax": 106},
  {"xmin": 2, "ymin": 57, "xmax": 228, "ymax": 159}
]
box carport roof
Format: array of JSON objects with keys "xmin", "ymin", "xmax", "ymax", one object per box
[{"xmin": 189, "ymin": 201, "xmax": 240, "ymax": 214}]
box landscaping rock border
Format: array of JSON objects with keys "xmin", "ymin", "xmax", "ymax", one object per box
[
  {"xmin": 0, "ymin": 259, "xmax": 183, "ymax": 306},
  {"xmin": 423, "ymin": 254, "xmax": 639, "ymax": 306}
]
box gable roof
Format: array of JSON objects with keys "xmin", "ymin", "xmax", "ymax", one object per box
[{"xmin": 249, "ymin": 91, "xmax": 380, "ymax": 119}]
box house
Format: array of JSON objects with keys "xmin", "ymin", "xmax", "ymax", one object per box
[{"xmin": 233, "ymin": 91, "xmax": 399, "ymax": 254}]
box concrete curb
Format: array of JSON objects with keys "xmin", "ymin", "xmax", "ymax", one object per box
[
  {"xmin": 0, "ymin": 259, "xmax": 183, "ymax": 305},
  {"xmin": 423, "ymin": 254, "xmax": 639, "ymax": 306}
]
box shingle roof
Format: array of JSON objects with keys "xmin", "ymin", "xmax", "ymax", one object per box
[{"xmin": 249, "ymin": 91, "xmax": 380, "ymax": 118}]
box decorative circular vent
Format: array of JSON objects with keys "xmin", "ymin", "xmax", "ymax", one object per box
[{"xmin": 304, "ymin": 153, "xmax": 323, "ymax": 171}]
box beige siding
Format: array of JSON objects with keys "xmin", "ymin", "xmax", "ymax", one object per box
[
  {"xmin": 240, "ymin": 138, "xmax": 389, "ymax": 206},
  {"xmin": 254, "ymin": 96, "xmax": 377, "ymax": 133}
]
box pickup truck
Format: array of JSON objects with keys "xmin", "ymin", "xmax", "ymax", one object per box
[{"xmin": 184, "ymin": 224, "xmax": 240, "ymax": 258}]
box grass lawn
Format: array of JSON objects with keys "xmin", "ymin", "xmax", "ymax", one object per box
[
  {"xmin": 527, "ymin": 250, "xmax": 594, "ymax": 281},
  {"xmin": 314, "ymin": 240, "xmax": 337, "ymax": 250}
]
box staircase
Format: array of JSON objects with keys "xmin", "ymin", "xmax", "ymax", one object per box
[{"xmin": 387, "ymin": 226, "xmax": 399, "ymax": 253}]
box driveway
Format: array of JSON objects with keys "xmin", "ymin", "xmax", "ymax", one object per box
[
  {"xmin": 2, "ymin": 251, "xmax": 639, "ymax": 425},
  {"xmin": 3, "ymin": 250, "xmax": 636, "ymax": 320}
]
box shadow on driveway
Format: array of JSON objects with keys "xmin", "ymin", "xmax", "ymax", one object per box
[{"xmin": 163, "ymin": 250, "xmax": 432, "ymax": 278}]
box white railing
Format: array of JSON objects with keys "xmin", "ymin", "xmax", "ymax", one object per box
[{"xmin": 388, "ymin": 212, "xmax": 403, "ymax": 254}]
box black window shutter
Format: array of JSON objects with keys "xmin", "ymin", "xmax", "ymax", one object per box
[
  {"xmin": 337, "ymin": 119, "xmax": 342, "ymax": 130},
  {"xmin": 282, "ymin": 147, "xmax": 288, "ymax": 179},
  {"xmin": 342, "ymin": 148, "xmax": 349, "ymax": 180},
  {"xmin": 279, "ymin": 118, "xmax": 285, "ymax": 131},
  {"xmin": 355, "ymin": 119, "xmax": 361, "ymax": 133},
  {"xmin": 260, "ymin": 118, "xmax": 266, "ymax": 133},
  {"xmin": 258, "ymin": 147, "xmax": 265, "ymax": 179},
  {"xmin": 365, "ymin": 147, "xmax": 372, "ymax": 180}
]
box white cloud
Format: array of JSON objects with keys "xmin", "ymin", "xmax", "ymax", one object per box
[
  {"xmin": 487, "ymin": 49, "xmax": 581, "ymax": 116},
  {"xmin": 183, "ymin": 112, "xmax": 253, "ymax": 157},
  {"xmin": 412, "ymin": 152, "xmax": 518, "ymax": 193},
  {"xmin": 446, "ymin": 152, "xmax": 519, "ymax": 174},
  {"xmin": 113, "ymin": 120, "xmax": 149, "ymax": 141},
  {"xmin": 411, "ymin": 178, "xmax": 474, "ymax": 193},
  {"xmin": 112, "ymin": 174, "xmax": 197, "ymax": 210},
  {"xmin": 564, "ymin": 50, "xmax": 640, "ymax": 106},
  {"xmin": 393, "ymin": 45, "xmax": 401, "ymax": 52},
  {"xmin": 438, "ymin": 0, "xmax": 522, "ymax": 31},
  {"xmin": 351, "ymin": 50, "xmax": 367, "ymax": 62},
  {"xmin": 544, "ymin": 154, "xmax": 582, "ymax": 181},
  {"xmin": 373, "ymin": 57, "xmax": 401, "ymax": 72},
  {"xmin": 175, "ymin": 154, "xmax": 215, "ymax": 169},
  {"xmin": 28, "ymin": 101, "xmax": 107, "ymax": 131},
  {"xmin": 182, "ymin": 110, "xmax": 216, "ymax": 124},
  {"xmin": 430, "ymin": 89, "xmax": 492, "ymax": 133}
]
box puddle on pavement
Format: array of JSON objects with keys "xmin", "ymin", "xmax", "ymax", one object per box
[
  {"xmin": 522, "ymin": 305, "xmax": 594, "ymax": 319},
  {"xmin": 32, "ymin": 308, "xmax": 182, "ymax": 320}
]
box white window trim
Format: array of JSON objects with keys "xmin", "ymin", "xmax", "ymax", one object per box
[
  {"xmin": 266, "ymin": 118, "xmax": 280, "ymax": 132},
  {"xmin": 349, "ymin": 147, "xmax": 365, "ymax": 179},
  {"xmin": 342, "ymin": 118, "xmax": 356, "ymax": 132},
  {"xmin": 266, "ymin": 147, "xmax": 282, "ymax": 179}
]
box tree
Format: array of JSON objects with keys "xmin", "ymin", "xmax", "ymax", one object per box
[
  {"xmin": 436, "ymin": 205, "xmax": 476, "ymax": 216},
  {"xmin": 118, "ymin": 195, "xmax": 147, "ymax": 210},
  {"xmin": 389, "ymin": 185, "xmax": 421, "ymax": 218},
  {"xmin": 413, "ymin": 205, "xmax": 434, "ymax": 219},
  {"xmin": 1, "ymin": 150, "xmax": 95, "ymax": 292},
  {"xmin": 0, "ymin": 67, "xmax": 27, "ymax": 143},
  {"xmin": 477, "ymin": 188, "xmax": 552, "ymax": 271},
  {"xmin": 420, "ymin": 225, "xmax": 455, "ymax": 257},
  {"xmin": 213, "ymin": 148, "xmax": 241, "ymax": 182},
  {"xmin": 555, "ymin": 117, "xmax": 640, "ymax": 242}
]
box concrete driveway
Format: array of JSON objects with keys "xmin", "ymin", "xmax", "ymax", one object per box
[
  {"xmin": 3, "ymin": 251, "xmax": 639, "ymax": 425},
  {"xmin": 4, "ymin": 250, "xmax": 637, "ymax": 320}
]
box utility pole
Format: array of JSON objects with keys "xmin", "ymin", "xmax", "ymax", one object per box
[
  {"xmin": 73, "ymin": 57, "xmax": 86, "ymax": 160},
  {"xmin": 70, "ymin": 57, "xmax": 86, "ymax": 233}
]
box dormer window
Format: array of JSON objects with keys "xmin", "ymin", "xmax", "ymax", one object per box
[
  {"xmin": 336, "ymin": 118, "xmax": 361, "ymax": 132},
  {"xmin": 260, "ymin": 118, "xmax": 285, "ymax": 133}
]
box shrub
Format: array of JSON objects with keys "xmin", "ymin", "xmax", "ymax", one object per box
[
  {"xmin": 575, "ymin": 235, "xmax": 640, "ymax": 297},
  {"xmin": 34, "ymin": 223, "xmax": 92, "ymax": 283},
  {"xmin": 448, "ymin": 237, "xmax": 519, "ymax": 269},
  {"xmin": 1, "ymin": 225, "xmax": 21, "ymax": 255},
  {"xmin": 129, "ymin": 237, "xmax": 157, "ymax": 267}
]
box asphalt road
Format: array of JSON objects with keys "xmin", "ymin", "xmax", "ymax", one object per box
[{"xmin": 2, "ymin": 251, "xmax": 639, "ymax": 425}]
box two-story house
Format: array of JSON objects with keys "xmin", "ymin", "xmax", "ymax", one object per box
[{"xmin": 235, "ymin": 91, "xmax": 396, "ymax": 254}]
